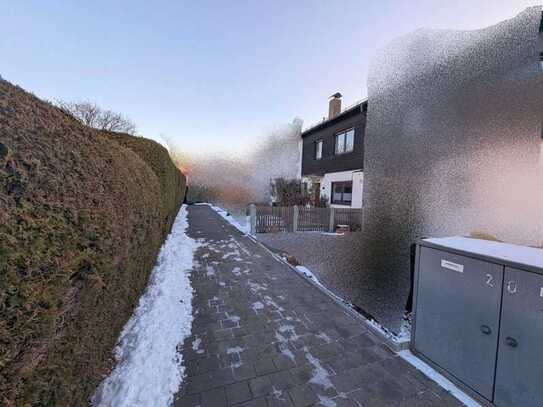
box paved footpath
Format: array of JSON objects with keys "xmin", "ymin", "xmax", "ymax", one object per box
[{"xmin": 174, "ymin": 205, "xmax": 464, "ymax": 407}]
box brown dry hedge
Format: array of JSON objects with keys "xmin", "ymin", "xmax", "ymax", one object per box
[{"xmin": 0, "ymin": 78, "xmax": 186, "ymax": 406}]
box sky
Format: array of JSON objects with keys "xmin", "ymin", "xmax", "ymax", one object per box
[{"xmin": 0, "ymin": 0, "xmax": 538, "ymax": 155}]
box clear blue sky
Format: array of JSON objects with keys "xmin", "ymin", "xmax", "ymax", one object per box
[{"xmin": 0, "ymin": 1, "xmax": 537, "ymax": 154}]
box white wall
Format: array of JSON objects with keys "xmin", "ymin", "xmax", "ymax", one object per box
[
  {"xmin": 321, "ymin": 170, "xmax": 364, "ymax": 208},
  {"xmin": 351, "ymin": 171, "xmax": 364, "ymax": 208}
]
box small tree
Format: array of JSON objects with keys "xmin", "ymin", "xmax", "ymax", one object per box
[
  {"xmin": 271, "ymin": 178, "xmax": 311, "ymax": 206},
  {"xmin": 315, "ymin": 193, "xmax": 329, "ymax": 208},
  {"xmin": 55, "ymin": 100, "xmax": 136, "ymax": 134}
]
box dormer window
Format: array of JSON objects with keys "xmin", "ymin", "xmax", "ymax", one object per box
[
  {"xmin": 315, "ymin": 140, "xmax": 323, "ymax": 160},
  {"xmin": 335, "ymin": 129, "xmax": 354, "ymax": 154}
]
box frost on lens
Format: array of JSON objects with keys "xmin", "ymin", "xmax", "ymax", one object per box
[
  {"xmin": 354, "ymin": 7, "xmax": 543, "ymax": 333},
  {"xmin": 168, "ymin": 118, "xmax": 303, "ymax": 217}
]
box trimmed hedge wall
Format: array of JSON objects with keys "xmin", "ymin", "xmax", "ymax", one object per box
[
  {"xmin": 0, "ymin": 78, "xmax": 186, "ymax": 406},
  {"xmin": 101, "ymin": 131, "xmax": 185, "ymax": 238}
]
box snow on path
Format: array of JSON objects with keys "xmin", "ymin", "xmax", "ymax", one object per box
[
  {"xmin": 195, "ymin": 202, "xmax": 250, "ymax": 234},
  {"xmin": 92, "ymin": 205, "xmax": 200, "ymax": 407}
]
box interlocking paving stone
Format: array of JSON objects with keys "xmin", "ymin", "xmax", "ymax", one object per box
[
  {"xmin": 321, "ymin": 396, "xmax": 359, "ymax": 407},
  {"xmin": 225, "ymin": 381, "xmax": 252, "ymax": 405},
  {"xmin": 200, "ymin": 386, "xmax": 227, "ymax": 407},
  {"xmin": 331, "ymin": 369, "xmax": 367, "ymax": 393},
  {"xmin": 269, "ymin": 370, "xmax": 297, "ymax": 390},
  {"xmin": 249, "ymin": 375, "xmax": 274, "ymax": 397},
  {"xmin": 173, "ymin": 206, "xmax": 466, "ymax": 407},
  {"xmin": 254, "ymin": 356, "xmax": 277, "ymax": 376},
  {"xmin": 288, "ymin": 385, "xmax": 318, "ymax": 407},
  {"xmin": 173, "ymin": 393, "xmax": 200, "ymax": 407},
  {"xmin": 237, "ymin": 397, "xmax": 268, "ymax": 407}
]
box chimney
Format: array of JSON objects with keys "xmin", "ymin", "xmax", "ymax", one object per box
[{"xmin": 328, "ymin": 92, "xmax": 342, "ymax": 119}]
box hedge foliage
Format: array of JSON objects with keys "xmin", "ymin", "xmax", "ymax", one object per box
[{"xmin": 0, "ymin": 78, "xmax": 185, "ymax": 406}]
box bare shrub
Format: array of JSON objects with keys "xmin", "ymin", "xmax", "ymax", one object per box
[{"xmin": 55, "ymin": 100, "xmax": 136, "ymax": 134}]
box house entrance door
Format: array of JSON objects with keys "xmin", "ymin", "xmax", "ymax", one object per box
[{"xmin": 314, "ymin": 183, "xmax": 320, "ymax": 205}]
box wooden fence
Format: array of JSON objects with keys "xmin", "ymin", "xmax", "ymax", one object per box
[
  {"xmin": 250, "ymin": 205, "xmax": 362, "ymax": 234},
  {"xmin": 253, "ymin": 206, "xmax": 294, "ymax": 233}
]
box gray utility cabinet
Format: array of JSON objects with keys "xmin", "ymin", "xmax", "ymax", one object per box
[{"xmin": 412, "ymin": 237, "xmax": 543, "ymax": 407}]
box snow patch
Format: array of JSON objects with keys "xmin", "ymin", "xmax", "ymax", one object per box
[
  {"xmin": 92, "ymin": 205, "xmax": 200, "ymax": 407},
  {"xmin": 271, "ymin": 387, "xmax": 286, "ymax": 401},
  {"xmin": 278, "ymin": 325, "xmax": 300, "ymax": 341},
  {"xmin": 275, "ymin": 325, "xmax": 297, "ymax": 361},
  {"xmin": 366, "ymin": 316, "xmax": 411, "ymax": 343},
  {"xmin": 201, "ymin": 203, "xmax": 250, "ymax": 235},
  {"xmin": 227, "ymin": 346, "xmax": 245, "ymax": 355},
  {"xmin": 263, "ymin": 295, "xmax": 284, "ymax": 312},
  {"xmin": 317, "ymin": 395, "xmax": 337, "ymax": 407},
  {"xmin": 235, "ymin": 241, "xmax": 252, "ymax": 256},
  {"xmin": 306, "ymin": 352, "xmax": 334, "ymax": 389},
  {"xmin": 295, "ymin": 266, "xmax": 322, "ymax": 284},
  {"xmin": 192, "ymin": 338, "xmax": 204, "ymax": 354},
  {"xmin": 277, "ymin": 342, "xmax": 296, "ymax": 361},
  {"xmin": 305, "ymin": 231, "xmax": 342, "ymax": 237},
  {"xmin": 316, "ymin": 331, "xmax": 332, "ymax": 344},
  {"xmin": 226, "ymin": 346, "xmax": 244, "ymax": 368},
  {"xmin": 252, "ymin": 301, "xmax": 264, "ymax": 313},
  {"xmin": 424, "ymin": 236, "xmax": 543, "ymax": 268},
  {"xmin": 226, "ymin": 313, "xmax": 240, "ymax": 323},
  {"xmin": 247, "ymin": 280, "xmax": 268, "ymax": 293},
  {"xmin": 206, "ymin": 265, "xmax": 215, "ymax": 276}
]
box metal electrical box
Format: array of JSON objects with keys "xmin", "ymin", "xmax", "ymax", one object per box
[
  {"xmin": 412, "ymin": 237, "xmax": 543, "ymax": 407},
  {"xmin": 494, "ymin": 267, "xmax": 543, "ymax": 407}
]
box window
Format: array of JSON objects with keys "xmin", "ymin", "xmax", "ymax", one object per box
[
  {"xmin": 345, "ymin": 129, "xmax": 354, "ymax": 152},
  {"xmin": 331, "ymin": 181, "xmax": 353, "ymax": 205},
  {"xmin": 315, "ymin": 140, "xmax": 323, "ymax": 160},
  {"xmin": 335, "ymin": 134, "xmax": 344, "ymax": 155},
  {"xmin": 335, "ymin": 129, "xmax": 355, "ymax": 154}
]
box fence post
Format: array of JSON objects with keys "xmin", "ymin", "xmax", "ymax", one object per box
[
  {"xmin": 293, "ymin": 205, "xmax": 299, "ymax": 232},
  {"xmin": 249, "ymin": 204, "xmax": 256, "ymax": 234},
  {"xmin": 329, "ymin": 207, "xmax": 335, "ymax": 232}
]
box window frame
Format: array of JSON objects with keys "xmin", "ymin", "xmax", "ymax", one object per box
[
  {"xmin": 315, "ymin": 139, "xmax": 323, "ymax": 160},
  {"xmin": 334, "ymin": 128, "xmax": 355, "ymax": 155},
  {"xmin": 331, "ymin": 181, "xmax": 353, "ymax": 205}
]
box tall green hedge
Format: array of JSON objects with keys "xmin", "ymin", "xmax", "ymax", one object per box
[
  {"xmin": 0, "ymin": 78, "xmax": 185, "ymax": 406},
  {"xmin": 102, "ymin": 131, "xmax": 185, "ymax": 238}
]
